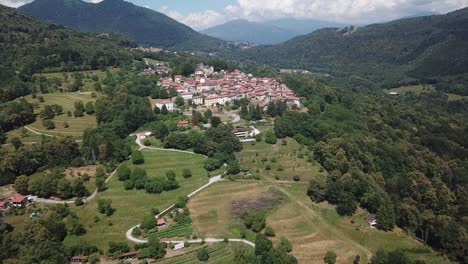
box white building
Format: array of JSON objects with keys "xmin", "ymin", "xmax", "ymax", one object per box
[
  {"xmin": 192, "ymin": 96, "xmax": 203, "ymax": 105},
  {"xmin": 155, "ymin": 100, "xmax": 174, "ymax": 111}
]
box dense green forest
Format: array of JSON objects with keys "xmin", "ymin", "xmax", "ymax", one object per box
[
  {"xmin": 18, "ymin": 0, "xmax": 234, "ymax": 52},
  {"xmin": 273, "ymin": 75, "xmax": 468, "ymax": 262},
  {"xmin": 0, "ymin": 4, "xmax": 134, "ymax": 103},
  {"xmin": 231, "ymin": 8, "xmax": 468, "ymax": 92}
]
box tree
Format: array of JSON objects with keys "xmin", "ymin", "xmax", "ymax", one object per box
[
  {"xmin": 192, "ymin": 110, "xmax": 199, "ymax": 126},
  {"xmin": 152, "ymin": 123, "xmax": 169, "ymax": 139},
  {"xmin": 197, "ymin": 248, "xmax": 209, "ymax": 261},
  {"xmin": 324, "ymin": 251, "xmax": 337, "ymax": 264},
  {"xmin": 56, "ymin": 178, "xmax": 72, "ymax": 199},
  {"xmin": 175, "ymin": 96, "xmax": 185, "ymax": 108},
  {"xmin": 72, "ymin": 179, "xmax": 89, "ymax": 197},
  {"xmin": 210, "ymin": 116, "xmax": 221, "ymax": 127},
  {"xmin": 97, "ymin": 199, "xmax": 114, "ymax": 216},
  {"xmin": 278, "ymin": 237, "xmax": 292, "ymax": 253},
  {"xmin": 132, "ymin": 150, "xmax": 145, "ymax": 164},
  {"xmin": 117, "ymin": 164, "xmax": 131, "ymax": 181},
  {"xmin": 264, "ymin": 130, "xmax": 277, "ymax": 144},
  {"xmin": 14, "ymin": 175, "xmax": 29, "ymax": 194},
  {"xmin": 96, "ymin": 175, "xmax": 106, "ymax": 192},
  {"xmin": 85, "ymin": 101, "xmax": 95, "ymax": 115},
  {"xmin": 266, "ymin": 101, "xmax": 276, "ymax": 117},
  {"xmin": 161, "ymin": 105, "xmax": 168, "ymax": 115},
  {"xmin": 377, "ymin": 201, "xmax": 395, "ymax": 231},
  {"xmin": 140, "ymin": 214, "xmax": 156, "ymax": 230},
  {"xmin": 336, "ymin": 193, "xmax": 358, "ymax": 216},
  {"xmin": 264, "ymin": 226, "xmax": 275, "ymax": 237},
  {"xmin": 74, "ymin": 101, "xmax": 85, "ymax": 117},
  {"xmin": 154, "ymin": 106, "xmax": 161, "ymax": 114},
  {"xmin": 40, "ymin": 105, "xmax": 55, "ymax": 120},
  {"xmin": 138, "ymin": 236, "xmax": 166, "ymax": 260},
  {"xmin": 0, "ymin": 129, "xmax": 6, "ymax": 145},
  {"xmin": 227, "ymin": 160, "xmax": 241, "ymax": 175},
  {"xmin": 240, "ymin": 104, "xmax": 249, "ymax": 120},
  {"xmin": 353, "ymin": 255, "xmax": 361, "ymax": 264},
  {"xmin": 182, "ymin": 169, "xmax": 192, "ymax": 178},
  {"xmin": 255, "ymin": 233, "xmax": 273, "ymax": 256},
  {"xmin": 42, "ymin": 119, "xmax": 56, "ymax": 129}
]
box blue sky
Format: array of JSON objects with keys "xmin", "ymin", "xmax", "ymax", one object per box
[{"xmin": 2, "ymin": 0, "xmax": 468, "ymax": 30}]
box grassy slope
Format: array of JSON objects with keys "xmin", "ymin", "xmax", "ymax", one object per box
[
  {"xmin": 189, "ymin": 139, "xmax": 451, "ymax": 264},
  {"xmin": 7, "ymin": 92, "xmax": 97, "ymax": 140},
  {"xmin": 237, "ymin": 139, "xmax": 327, "ymax": 182},
  {"xmin": 64, "ymin": 149, "xmax": 210, "ymax": 250},
  {"xmin": 385, "ymin": 85, "xmax": 468, "ymax": 101}
]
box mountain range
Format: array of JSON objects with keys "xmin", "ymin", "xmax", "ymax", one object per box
[
  {"xmin": 201, "ymin": 19, "xmax": 346, "ymax": 45},
  {"xmin": 234, "ymin": 8, "xmax": 468, "ymax": 88},
  {"xmin": 16, "ymin": 0, "xmax": 468, "ymax": 89},
  {"xmin": 18, "ymin": 0, "xmax": 229, "ymax": 51}
]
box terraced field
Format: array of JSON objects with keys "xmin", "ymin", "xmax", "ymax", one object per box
[
  {"xmin": 151, "ymin": 220, "xmax": 193, "ymax": 239},
  {"xmin": 155, "ymin": 243, "xmax": 248, "ymax": 264}
]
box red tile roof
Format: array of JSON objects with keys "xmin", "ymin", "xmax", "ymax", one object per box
[
  {"xmin": 10, "ymin": 195, "xmax": 27, "ymax": 203},
  {"xmin": 156, "ymin": 218, "xmax": 166, "ymax": 226}
]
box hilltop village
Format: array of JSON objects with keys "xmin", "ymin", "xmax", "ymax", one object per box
[{"xmin": 150, "ymin": 64, "xmax": 301, "ymax": 111}]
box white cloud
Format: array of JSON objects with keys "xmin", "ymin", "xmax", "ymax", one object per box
[
  {"xmin": 159, "ymin": 0, "xmax": 468, "ymax": 29},
  {"xmin": 0, "ymin": 0, "xmax": 102, "ymax": 7},
  {"xmin": 0, "ymin": 0, "xmax": 32, "ymax": 7}
]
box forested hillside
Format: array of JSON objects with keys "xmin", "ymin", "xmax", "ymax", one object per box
[
  {"xmin": 274, "ymin": 75, "xmax": 468, "ymax": 262},
  {"xmin": 0, "ymin": 4, "xmax": 134, "ymax": 133},
  {"xmin": 19, "ymin": 0, "xmax": 231, "ymax": 52},
  {"xmin": 236, "ymin": 8, "xmax": 468, "ymax": 91}
]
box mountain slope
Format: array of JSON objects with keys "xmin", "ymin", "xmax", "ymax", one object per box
[
  {"xmin": 202, "ymin": 19, "xmax": 297, "ymax": 45},
  {"xmin": 237, "ymin": 8, "xmax": 468, "ymax": 88},
  {"xmin": 18, "ymin": 0, "xmax": 228, "ymax": 51},
  {"xmin": 0, "ymin": 3, "xmax": 133, "ymax": 103},
  {"xmin": 264, "ymin": 18, "xmax": 348, "ymax": 36}
]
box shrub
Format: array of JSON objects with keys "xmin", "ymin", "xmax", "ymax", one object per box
[
  {"xmin": 132, "ymin": 227, "xmax": 142, "ymax": 236},
  {"xmin": 123, "ymin": 180, "xmax": 135, "ymax": 190},
  {"xmin": 293, "ymin": 175, "xmax": 301, "ymax": 182},
  {"xmin": 197, "ymin": 248, "xmax": 209, "ymax": 261},
  {"xmin": 182, "ymin": 169, "xmax": 192, "ymax": 178},
  {"xmin": 140, "ymin": 215, "xmax": 156, "ymax": 230},
  {"xmin": 74, "ymin": 198, "xmax": 84, "ymax": 206},
  {"xmin": 132, "ymin": 150, "xmax": 145, "ymax": 164},
  {"xmin": 324, "ymin": 251, "xmax": 337, "ymax": 264},
  {"xmin": 42, "ymin": 119, "xmax": 55, "ymax": 130},
  {"xmin": 264, "ymin": 226, "xmax": 275, "ymax": 237},
  {"xmin": 117, "ymin": 165, "xmax": 131, "ymax": 181}
]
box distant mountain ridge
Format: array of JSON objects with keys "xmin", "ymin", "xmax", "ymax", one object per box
[
  {"xmin": 202, "ymin": 18, "xmax": 347, "ymax": 45},
  {"xmin": 18, "ymin": 0, "xmax": 228, "ymax": 51},
  {"xmin": 235, "ymin": 8, "xmax": 468, "ymax": 88}
]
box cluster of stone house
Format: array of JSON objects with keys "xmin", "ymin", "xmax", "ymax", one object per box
[{"xmin": 155, "ymin": 64, "xmax": 301, "ymax": 111}]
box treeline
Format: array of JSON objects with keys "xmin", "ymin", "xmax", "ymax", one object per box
[
  {"xmin": 274, "ymin": 75, "xmax": 468, "ymax": 261},
  {"xmin": 0, "ymin": 5, "xmax": 134, "ymax": 103}
]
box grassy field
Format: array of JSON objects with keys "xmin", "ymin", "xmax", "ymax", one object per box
[
  {"xmin": 7, "ymin": 92, "xmax": 98, "ymax": 140},
  {"xmin": 188, "ymin": 181, "xmax": 450, "ymax": 264},
  {"xmin": 34, "ymin": 68, "xmax": 119, "ymax": 92},
  {"xmin": 64, "ymin": 149, "xmax": 211, "ymax": 250},
  {"xmin": 155, "ymin": 243, "xmax": 250, "ymax": 264},
  {"xmin": 237, "ymin": 139, "xmax": 327, "ymax": 182},
  {"xmin": 384, "ymin": 85, "xmax": 467, "ymax": 101}
]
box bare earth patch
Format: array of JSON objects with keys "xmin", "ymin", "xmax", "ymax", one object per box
[{"xmin": 231, "ymin": 187, "xmax": 285, "ymax": 217}]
